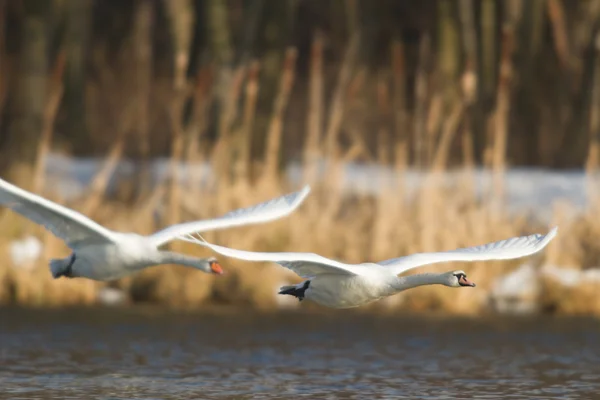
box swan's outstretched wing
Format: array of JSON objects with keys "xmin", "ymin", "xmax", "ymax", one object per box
[
  {"xmin": 149, "ymin": 185, "xmax": 311, "ymax": 246},
  {"xmin": 377, "ymin": 227, "xmax": 558, "ymax": 276},
  {"xmin": 0, "ymin": 178, "xmax": 117, "ymax": 247},
  {"xmin": 179, "ymin": 236, "xmax": 368, "ymax": 278}
]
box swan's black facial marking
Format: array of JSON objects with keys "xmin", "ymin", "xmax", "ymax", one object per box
[{"xmin": 453, "ymin": 272, "xmax": 476, "ymax": 287}]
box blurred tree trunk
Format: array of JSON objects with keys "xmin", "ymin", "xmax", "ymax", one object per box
[
  {"xmin": 253, "ymin": 0, "xmax": 297, "ymax": 162},
  {"xmin": 163, "ymin": 0, "xmax": 193, "ymax": 232},
  {"xmin": 204, "ymin": 0, "xmax": 234, "ymax": 182},
  {"xmin": 63, "ymin": 0, "xmax": 91, "ymax": 142},
  {"xmin": 131, "ymin": 0, "xmax": 153, "ymax": 197},
  {"xmin": 206, "ymin": 0, "xmax": 234, "ymax": 126},
  {"xmin": 2, "ymin": 0, "xmax": 50, "ymax": 184}
]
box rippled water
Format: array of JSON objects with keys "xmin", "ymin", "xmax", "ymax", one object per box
[{"xmin": 1, "ymin": 307, "xmax": 600, "ymax": 399}]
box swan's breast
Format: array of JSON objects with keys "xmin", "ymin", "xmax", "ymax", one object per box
[
  {"xmin": 307, "ymin": 274, "xmax": 391, "ymax": 308},
  {"xmin": 71, "ymin": 238, "xmax": 156, "ymax": 281}
]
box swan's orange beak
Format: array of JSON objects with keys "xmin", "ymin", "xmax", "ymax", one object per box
[
  {"xmin": 210, "ymin": 261, "xmax": 224, "ymax": 275},
  {"xmin": 458, "ymin": 275, "xmax": 476, "ymax": 287}
]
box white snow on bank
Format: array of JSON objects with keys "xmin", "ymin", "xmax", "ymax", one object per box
[
  {"xmin": 97, "ymin": 287, "xmax": 128, "ymax": 306},
  {"xmin": 488, "ymin": 263, "xmax": 600, "ymax": 314},
  {"xmin": 489, "ymin": 264, "xmax": 541, "ymax": 314},
  {"xmin": 540, "ymin": 264, "xmax": 600, "ymax": 287},
  {"xmin": 9, "ymin": 236, "xmax": 43, "ymax": 271},
  {"xmin": 44, "ymin": 153, "xmax": 587, "ymax": 222}
]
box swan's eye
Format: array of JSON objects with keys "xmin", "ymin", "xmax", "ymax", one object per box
[{"xmin": 454, "ymin": 273, "xmax": 466, "ymax": 279}]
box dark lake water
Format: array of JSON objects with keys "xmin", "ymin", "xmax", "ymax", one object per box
[{"xmin": 1, "ymin": 307, "xmax": 600, "ymax": 399}]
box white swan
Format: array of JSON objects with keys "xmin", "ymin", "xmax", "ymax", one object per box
[
  {"xmin": 0, "ymin": 177, "xmax": 311, "ymax": 281},
  {"xmin": 180, "ymin": 227, "xmax": 558, "ymax": 308}
]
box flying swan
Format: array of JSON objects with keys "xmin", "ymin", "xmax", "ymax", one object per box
[
  {"xmin": 0, "ymin": 177, "xmax": 310, "ymax": 281},
  {"xmin": 180, "ymin": 227, "xmax": 558, "ymax": 308}
]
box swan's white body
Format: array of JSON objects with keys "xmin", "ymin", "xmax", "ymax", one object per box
[
  {"xmin": 182, "ymin": 227, "xmax": 558, "ymax": 308},
  {"xmin": 0, "ymin": 177, "xmax": 311, "ymax": 281}
]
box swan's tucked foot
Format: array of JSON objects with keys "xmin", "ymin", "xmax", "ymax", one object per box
[
  {"xmin": 279, "ymin": 281, "xmax": 311, "ymax": 301},
  {"xmin": 49, "ymin": 254, "xmax": 76, "ymax": 279}
]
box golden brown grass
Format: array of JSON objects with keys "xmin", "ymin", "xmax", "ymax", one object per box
[
  {"xmin": 0, "ymin": 168, "xmax": 567, "ymax": 315},
  {"xmin": 3, "ymin": 19, "xmax": 600, "ymax": 316}
]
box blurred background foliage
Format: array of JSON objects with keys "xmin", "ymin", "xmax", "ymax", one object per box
[
  {"xmin": 2, "ymin": 0, "xmax": 600, "ymax": 178},
  {"xmin": 3, "ymin": 0, "xmax": 600, "ymax": 313}
]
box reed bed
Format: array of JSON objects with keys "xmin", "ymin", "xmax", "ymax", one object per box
[{"xmin": 4, "ymin": 1, "xmax": 600, "ymax": 316}]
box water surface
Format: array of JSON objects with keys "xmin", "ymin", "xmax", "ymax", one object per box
[{"xmin": 1, "ymin": 307, "xmax": 600, "ymax": 399}]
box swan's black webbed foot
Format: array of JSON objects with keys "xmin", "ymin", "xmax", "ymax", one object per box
[
  {"xmin": 53, "ymin": 253, "xmax": 76, "ymax": 279},
  {"xmin": 278, "ymin": 281, "xmax": 311, "ymax": 301}
]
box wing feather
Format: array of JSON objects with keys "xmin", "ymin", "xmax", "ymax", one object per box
[
  {"xmin": 149, "ymin": 185, "xmax": 311, "ymax": 246},
  {"xmin": 180, "ymin": 237, "xmax": 366, "ymax": 278},
  {"xmin": 0, "ymin": 178, "xmax": 117, "ymax": 247},
  {"xmin": 378, "ymin": 227, "xmax": 558, "ymax": 275}
]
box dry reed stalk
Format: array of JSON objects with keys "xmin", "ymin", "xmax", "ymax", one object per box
[
  {"xmin": 458, "ymin": 0, "xmax": 478, "ymax": 179},
  {"xmin": 183, "ymin": 64, "xmax": 215, "ymax": 201},
  {"xmin": 236, "ymin": 60, "xmax": 260, "ymax": 184},
  {"xmin": 318, "ymin": 34, "xmax": 360, "ymax": 231},
  {"xmin": 425, "ymin": 92, "xmax": 442, "ymax": 163},
  {"xmin": 164, "ymin": 0, "xmax": 194, "ymax": 242},
  {"xmin": 29, "ymin": 51, "xmax": 66, "ymax": 257},
  {"xmin": 417, "ymin": 100, "xmax": 463, "ymax": 255},
  {"xmin": 185, "ymin": 64, "xmax": 214, "ymax": 162},
  {"xmin": 32, "ymin": 50, "xmax": 66, "ymax": 195},
  {"xmin": 324, "ymin": 33, "xmax": 359, "ymax": 163},
  {"xmin": 413, "ymin": 34, "xmax": 430, "ymax": 168},
  {"xmin": 371, "ymin": 77, "xmax": 395, "ymax": 260},
  {"xmin": 131, "ymin": 185, "xmax": 166, "ymax": 233},
  {"xmin": 392, "ymin": 142, "xmax": 407, "ymax": 210},
  {"xmin": 342, "ymin": 68, "xmax": 370, "ymax": 163},
  {"xmin": 460, "ymin": 117, "xmax": 476, "ymax": 201},
  {"xmin": 163, "ymin": 0, "xmax": 194, "ymax": 90},
  {"xmin": 459, "ymin": 0, "xmax": 478, "ymax": 73},
  {"xmin": 80, "ymin": 133, "xmax": 127, "ymax": 216},
  {"xmin": 376, "ymin": 78, "xmax": 391, "ymax": 166},
  {"xmin": 0, "ymin": 0, "xmax": 7, "ymax": 131},
  {"xmin": 391, "ymin": 39, "xmax": 408, "ymax": 162},
  {"xmin": 210, "ymin": 65, "xmax": 245, "ymax": 192},
  {"xmin": 547, "ymin": 0, "xmax": 571, "ymax": 70},
  {"xmin": 131, "ymin": 0, "xmax": 154, "ymax": 197},
  {"xmin": 390, "ymin": 39, "xmax": 408, "ymax": 226},
  {"xmin": 585, "ymin": 32, "xmax": 600, "ymax": 206},
  {"xmin": 167, "ymin": 99, "xmax": 184, "ymax": 248},
  {"xmin": 481, "ymin": 0, "xmax": 496, "ymax": 97},
  {"xmin": 431, "ymin": 102, "xmax": 464, "ymax": 171},
  {"xmin": 263, "ymin": 47, "xmax": 298, "ymax": 182},
  {"xmin": 573, "ymin": 0, "xmax": 600, "ymax": 64},
  {"xmin": 490, "ymin": 25, "xmax": 515, "ymax": 220},
  {"xmin": 303, "ymin": 31, "xmax": 324, "ymax": 185},
  {"xmin": 461, "ymin": 61, "xmax": 477, "ymax": 170}
]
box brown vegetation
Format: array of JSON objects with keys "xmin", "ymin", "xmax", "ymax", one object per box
[{"xmin": 2, "ymin": 1, "xmax": 600, "ymax": 315}]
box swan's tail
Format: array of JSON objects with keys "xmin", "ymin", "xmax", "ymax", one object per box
[{"xmin": 278, "ymin": 281, "xmax": 311, "ymax": 301}]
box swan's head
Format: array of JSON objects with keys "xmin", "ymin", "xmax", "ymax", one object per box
[
  {"xmin": 208, "ymin": 258, "xmax": 224, "ymax": 275},
  {"xmin": 447, "ymin": 270, "xmax": 476, "ymax": 287}
]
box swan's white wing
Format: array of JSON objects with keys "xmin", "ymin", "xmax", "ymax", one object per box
[
  {"xmin": 0, "ymin": 178, "xmax": 117, "ymax": 247},
  {"xmin": 149, "ymin": 185, "xmax": 311, "ymax": 246},
  {"xmin": 180, "ymin": 237, "xmax": 368, "ymax": 278},
  {"xmin": 377, "ymin": 227, "xmax": 558, "ymax": 276}
]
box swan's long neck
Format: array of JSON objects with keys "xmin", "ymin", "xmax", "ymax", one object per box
[
  {"xmin": 391, "ymin": 273, "xmax": 448, "ymax": 292},
  {"xmin": 156, "ymin": 251, "xmax": 212, "ymax": 272}
]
